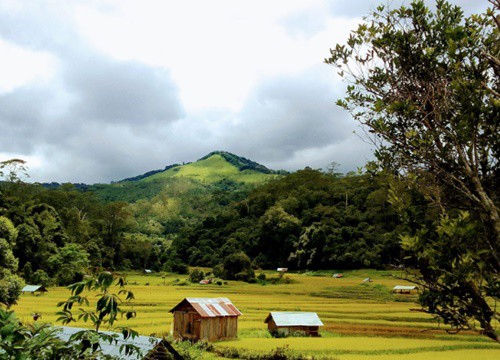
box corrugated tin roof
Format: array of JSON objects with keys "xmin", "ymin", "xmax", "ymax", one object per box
[
  {"xmin": 56, "ymin": 326, "xmax": 161, "ymax": 360},
  {"xmin": 170, "ymin": 297, "xmax": 242, "ymax": 318},
  {"xmin": 265, "ymin": 312, "xmax": 324, "ymax": 327},
  {"xmin": 393, "ymin": 285, "xmax": 417, "ymax": 290},
  {"xmin": 21, "ymin": 285, "xmax": 45, "ymax": 292}
]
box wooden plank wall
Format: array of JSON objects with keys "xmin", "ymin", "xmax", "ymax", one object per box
[{"xmin": 200, "ymin": 316, "xmax": 238, "ymax": 342}]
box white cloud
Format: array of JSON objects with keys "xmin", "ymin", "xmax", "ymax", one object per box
[{"xmin": 0, "ymin": 39, "xmax": 57, "ymax": 93}]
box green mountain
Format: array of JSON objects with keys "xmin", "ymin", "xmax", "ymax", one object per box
[
  {"xmin": 140, "ymin": 151, "xmax": 283, "ymax": 184},
  {"xmin": 84, "ymin": 151, "xmax": 284, "ymax": 202}
]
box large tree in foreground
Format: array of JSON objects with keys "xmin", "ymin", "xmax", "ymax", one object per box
[{"xmin": 326, "ymin": 0, "xmax": 499, "ymax": 341}]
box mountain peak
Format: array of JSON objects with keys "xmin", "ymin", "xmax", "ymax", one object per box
[
  {"xmin": 118, "ymin": 151, "xmax": 286, "ymax": 183},
  {"xmin": 198, "ymin": 151, "xmax": 274, "ymax": 174}
]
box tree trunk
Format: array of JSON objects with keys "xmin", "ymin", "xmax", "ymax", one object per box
[{"xmin": 483, "ymin": 324, "xmax": 500, "ymax": 343}]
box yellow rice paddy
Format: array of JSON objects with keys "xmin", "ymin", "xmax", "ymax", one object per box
[{"xmin": 12, "ymin": 270, "xmax": 499, "ymax": 359}]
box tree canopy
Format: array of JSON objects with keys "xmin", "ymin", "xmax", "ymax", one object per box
[{"xmin": 326, "ymin": 0, "xmax": 499, "ymax": 341}]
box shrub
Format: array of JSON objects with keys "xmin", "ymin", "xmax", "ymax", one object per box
[
  {"xmin": 222, "ymin": 252, "xmax": 256, "ymax": 282},
  {"xmin": 189, "ymin": 269, "xmax": 204, "ymax": 283},
  {"xmin": 213, "ymin": 264, "xmax": 224, "ymax": 278},
  {"xmin": 30, "ymin": 269, "xmax": 52, "ymax": 287},
  {"xmin": 164, "ymin": 260, "xmax": 189, "ymax": 274}
]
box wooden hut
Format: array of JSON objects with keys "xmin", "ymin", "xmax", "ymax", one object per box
[
  {"xmin": 265, "ymin": 312, "xmax": 323, "ymax": 336},
  {"xmin": 169, "ymin": 297, "xmax": 241, "ymax": 342}
]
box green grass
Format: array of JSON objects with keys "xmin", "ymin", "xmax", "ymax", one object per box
[
  {"xmin": 12, "ymin": 270, "xmax": 500, "ymax": 359},
  {"xmin": 143, "ymin": 154, "xmax": 276, "ymax": 184}
]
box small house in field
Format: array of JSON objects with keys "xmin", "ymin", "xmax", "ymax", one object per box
[
  {"xmin": 265, "ymin": 312, "xmax": 323, "ymax": 337},
  {"xmin": 393, "ymin": 285, "xmax": 418, "ymax": 294},
  {"xmin": 170, "ymin": 297, "xmax": 242, "ymax": 342},
  {"xmin": 21, "ymin": 285, "xmax": 47, "ymax": 294},
  {"xmin": 277, "ymin": 268, "xmax": 288, "ymax": 273}
]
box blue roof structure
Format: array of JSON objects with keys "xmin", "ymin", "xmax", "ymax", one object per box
[
  {"xmin": 265, "ymin": 312, "xmax": 324, "ymax": 327},
  {"xmin": 56, "ymin": 327, "xmax": 163, "ymax": 359}
]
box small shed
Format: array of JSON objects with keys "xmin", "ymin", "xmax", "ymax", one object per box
[
  {"xmin": 21, "ymin": 285, "xmax": 48, "ymax": 294},
  {"xmin": 265, "ymin": 312, "xmax": 323, "ymax": 336},
  {"xmin": 277, "ymin": 268, "xmax": 288, "ymax": 272},
  {"xmin": 169, "ymin": 297, "xmax": 241, "ymax": 342},
  {"xmin": 393, "ymin": 285, "xmax": 418, "ymax": 294}
]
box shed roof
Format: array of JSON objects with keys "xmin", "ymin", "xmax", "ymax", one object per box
[
  {"xmin": 393, "ymin": 285, "xmax": 417, "ymax": 290},
  {"xmin": 265, "ymin": 312, "xmax": 324, "ymax": 327},
  {"xmin": 169, "ymin": 297, "xmax": 242, "ymax": 318},
  {"xmin": 21, "ymin": 285, "xmax": 47, "ymax": 292},
  {"xmin": 56, "ymin": 326, "xmax": 162, "ymax": 360}
]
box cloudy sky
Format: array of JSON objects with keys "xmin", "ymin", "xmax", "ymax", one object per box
[{"xmin": 0, "ymin": 0, "xmax": 489, "ymax": 183}]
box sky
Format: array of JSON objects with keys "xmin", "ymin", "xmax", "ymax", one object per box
[{"xmin": 0, "ymin": 0, "xmax": 490, "ymax": 183}]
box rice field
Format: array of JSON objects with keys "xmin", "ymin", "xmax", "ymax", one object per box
[{"xmin": 12, "ymin": 269, "xmax": 500, "ymax": 359}]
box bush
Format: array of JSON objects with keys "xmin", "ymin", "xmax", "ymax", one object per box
[
  {"xmin": 213, "ymin": 264, "xmax": 224, "ymax": 278},
  {"xmin": 30, "ymin": 269, "xmax": 51, "ymax": 287},
  {"xmin": 222, "ymin": 252, "xmax": 256, "ymax": 282},
  {"xmin": 270, "ymin": 330, "xmax": 309, "ymax": 338},
  {"xmin": 164, "ymin": 260, "xmax": 189, "ymax": 274},
  {"xmin": 189, "ymin": 269, "xmax": 204, "ymax": 283}
]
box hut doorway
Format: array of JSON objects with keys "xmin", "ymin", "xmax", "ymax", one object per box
[{"xmin": 179, "ymin": 312, "xmax": 201, "ymax": 340}]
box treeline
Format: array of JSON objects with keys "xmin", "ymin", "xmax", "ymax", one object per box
[
  {"xmin": 170, "ymin": 168, "xmax": 405, "ymax": 270},
  {"xmin": 0, "ymin": 176, "xmax": 253, "ymax": 287},
  {"xmin": 199, "ymin": 151, "xmax": 288, "ymax": 174},
  {"xmin": 1, "ymin": 165, "xmax": 409, "ymax": 289},
  {"xmin": 0, "ymin": 181, "xmax": 134, "ymax": 286}
]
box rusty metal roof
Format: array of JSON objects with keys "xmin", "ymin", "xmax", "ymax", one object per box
[
  {"xmin": 265, "ymin": 312, "xmax": 323, "ymax": 327},
  {"xmin": 170, "ymin": 297, "xmax": 242, "ymax": 318}
]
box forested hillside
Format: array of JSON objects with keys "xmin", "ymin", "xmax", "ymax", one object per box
[
  {"xmin": 170, "ymin": 168, "xmax": 405, "ymax": 270},
  {"xmin": 1, "ymin": 154, "xmax": 409, "ymax": 288}
]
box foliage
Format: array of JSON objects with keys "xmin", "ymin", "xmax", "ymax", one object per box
[
  {"xmin": 199, "ymin": 151, "xmax": 286, "ymax": 175},
  {"xmin": 172, "ymin": 169, "xmax": 404, "ymax": 270},
  {"xmin": 214, "ymin": 344, "xmax": 308, "ymax": 360},
  {"xmin": 189, "ymin": 269, "xmax": 205, "ymax": 283},
  {"xmin": 56, "ymin": 271, "xmax": 136, "ymax": 332},
  {"xmin": 326, "ymin": 0, "xmax": 499, "ymax": 341},
  {"xmin": 222, "ymin": 252, "xmax": 256, "ymax": 281},
  {"xmin": 0, "ymin": 216, "xmax": 24, "ymax": 307},
  {"xmin": 0, "ymin": 272, "xmax": 145, "ymax": 359},
  {"xmin": 48, "ymin": 244, "xmax": 90, "ymax": 285},
  {"xmin": 0, "ymin": 308, "xmax": 82, "ymax": 359},
  {"xmin": 0, "ymin": 159, "xmax": 29, "ymax": 183}
]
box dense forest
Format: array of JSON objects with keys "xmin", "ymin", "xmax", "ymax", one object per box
[
  {"xmin": 0, "ymin": 155, "xmax": 409, "ymax": 288},
  {"xmin": 171, "ymin": 168, "xmax": 405, "ymax": 270}
]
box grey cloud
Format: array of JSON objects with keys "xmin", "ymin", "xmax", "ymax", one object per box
[
  {"xmin": 224, "ymin": 68, "xmax": 350, "ymax": 165},
  {"xmin": 63, "ymin": 54, "xmax": 183, "ymax": 125},
  {"xmin": 0, "ymin": 3, "xmax": 184, "ymax": 182},
  {"xmin": 0, "ymin": 85, "xmax": 54, "ymax": 153}
]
